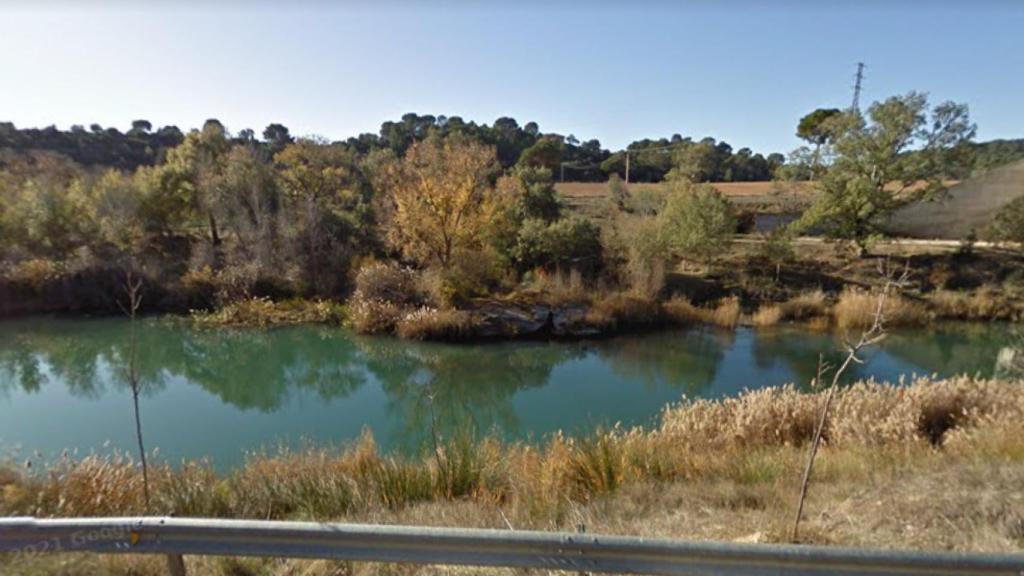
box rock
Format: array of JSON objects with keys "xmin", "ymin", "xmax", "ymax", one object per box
[
  {"xmin": 472, "ymin": 302, "xmax": 552, "ymax": 338},
  {"xmin": 468, "ymin": 300, "xmax": 605, "ymax": 339}
]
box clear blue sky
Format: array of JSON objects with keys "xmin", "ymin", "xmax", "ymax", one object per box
[{"xmin": 2, "ymin": 1, "xmax": 1022, "ymax": 154}]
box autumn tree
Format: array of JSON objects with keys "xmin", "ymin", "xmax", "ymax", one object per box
[{"xmin": 378, "ymin": 134, "xmax": 499, "ymax": 269}]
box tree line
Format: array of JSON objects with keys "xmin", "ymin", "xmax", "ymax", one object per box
[
  {"xmin": 1, "ymin": 114, "xmax": 792, "ymax": 183},
  {"xmin": 1, "ymin": 93, "xmax": 1021, "ymax": 320}
]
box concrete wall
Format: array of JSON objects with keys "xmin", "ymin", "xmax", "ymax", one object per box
[{"xmin": 886, "ymin": 159, "xmax": 1024, "ymax": 240}]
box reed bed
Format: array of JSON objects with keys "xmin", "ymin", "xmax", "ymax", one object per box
[
  {"xmin": 832, "ymin": 287, "xmax": 929, "ymax": 329},
  {"xmin": 3, "ymin": 376, "xmax": 1021, "ymax": 523},
  {"xmin": 663, "ymin": 295, "xmax": 742, "ymax": 328},
  {"xmin": 3, "ymin": 376, "xmax": 1023, "ymax": 574}
]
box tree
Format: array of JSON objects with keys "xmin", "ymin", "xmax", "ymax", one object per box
[
  {"xmin": 797, "ymin": 108, "xmax": 841, "ymax": 146},
  {"xmin": 263, "ymin": 123, "xmax": 294, "ymax": 152},
  {"xmin": 275, "ymin": 138, "xmax": 369, "ymax": 293},
  {"xmin": 378, "ymin": 134, "xmax": 499, "ymax": 268},
  {"xmin": 658, "ymin": 180, "xmax": 736, "ymax": 266},
  {"xmin": 517, "ymin": 136, "xmax": 563, "ymax": 175},
  {"xmin": 800, "ymin": 93, "xmax": 975, "ymax": 255},
  {"xmin": 510, "ymin": 217, "xmax": 603, "ymax": 276},
  {"xmin": 129, "ymin": 120, "xmax": 153, "ymax": 135},
  {"xmin": 668, "ymin": 140, "xmax": 718, "ymax": 182}
]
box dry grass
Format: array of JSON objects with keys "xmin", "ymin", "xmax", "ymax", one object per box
[
  {"xmin": 752, "ymin": 304, "xmax": 784, "ymax": 326},
  {"xmin": 522, "ymin": 268, "xmax": 588, "ymax": 306},
  {"xmin": 833, "ymin": 287, "xmax": 929, "ymax": 329},
  {"xmin": 663, "ymin": 295, "xmax": 741, "ymax": 328},
  {"xmin": 929, "ymin": 288, "xmax": 1022, "ymax": 321},
  {"xmin": 585, "ymin": 292, "xmax": 661, "ymax": 329},
  {"xmin": 189, "ymin": 297, "xmax": 346, "ymax": 328},
  {"xmin": 2, "ymin": 376, "xmax": 1023, "ymax": 575},
  {"xmin": 395, "ymin": 307, "xmax": 478, "ymax": 341},
  {"xmin": 752, "ymin": 291, "xmax": 829, "ymax": 327}
]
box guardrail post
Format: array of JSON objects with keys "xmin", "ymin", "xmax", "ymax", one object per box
[
  {"xmin": 166, "ymin": 554, "xmax": 186, "ymax": 576},
  {"xmin": 577, "ymin": 523, "xmax": 589, "ymax": 576}
]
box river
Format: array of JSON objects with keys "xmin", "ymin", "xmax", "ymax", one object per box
[{"xmin": 0, "ymin": 317, "xmax": 1016, "ymax": 470}]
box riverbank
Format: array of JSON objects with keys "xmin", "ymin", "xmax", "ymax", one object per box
[
  {"xmin": 4, "ymin": 244, "xmax": 1023, "ymax": 341},
  {"xmin": 2, "ymin": 376, "xmax": 1022, "ymax": 575}
]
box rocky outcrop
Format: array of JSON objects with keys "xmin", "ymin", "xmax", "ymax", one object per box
[{"xmin": 470, "ymin": 301, "xmax": 603, "ymax": 339}]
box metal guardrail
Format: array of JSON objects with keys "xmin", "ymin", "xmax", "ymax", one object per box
[{"xmin": 1, "ymin": 517, "xmax": 1023, "ymax": 575}]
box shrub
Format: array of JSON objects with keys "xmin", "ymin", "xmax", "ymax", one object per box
[
  {"xmin": 658, "ymin": 180, "xmax": 735, "ymax": 266},
  {"xmin": 607, "ymin": 173, "xmax": 630, "ymax": 211},
  {"xmin": 349, "ymin": 296, "xmax": 405, "ymax": 335},
  {"xmin": 757, "ymin": 228, "xmax": 796, "ymax": 282},
  {"xmin": 354, "ymin": 261, "xmax": 421, "ymax": 306},
  {"xmin": 7, "ymin": 258, "xmax": 62, "ymax": 292},
  {"xmin": 512, "ymin": 217, "xmax": 603, "ymax": 277},
  {"xmin": 622, "ymin": 217, "xmax": 667, "ymax": 297},
  {"xmin": 349, "ymin": 262, "xmax": 425, "ymax": 335}
]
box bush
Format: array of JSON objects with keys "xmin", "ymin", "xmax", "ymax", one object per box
[
  {"xmin": 622, "ymin": 217, "xmax": 667, "ymax": 297},
  {"xmin": 607, "ymin": 174, "xmax": 630, "ymax": 211},
  {"xmin": 354, "ymin": 261, "xmax": 421, "ymax": 306},
  {"xmin": 658, "ymin": 180, "xmax": 735, "ymax": 265},
  {"xmin": 6, "ymin": 258, "xmax": 62, "ymax": 292},
  {"xmin": 512, "ymin": 217, "xmax": 603, "ymax": 277}
]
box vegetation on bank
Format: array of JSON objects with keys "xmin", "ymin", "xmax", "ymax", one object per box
[
  {"xmin": 2, "ymin": 91, "xmax": 1022, "ymax": 336},
  {"xmin": 2, "ymin": 376, "xmax": 1022, "ymax": 573}
]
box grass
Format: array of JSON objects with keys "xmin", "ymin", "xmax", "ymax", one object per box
[
  {"xmin": 663, "ymin": 295, "xmax": 741, "ymax": 328},
  {"xmin": 3, "ymin": 377, "xmax": 1022, "ymax": 574},
  {"xmin": 395, "ymin": 307, "xmax": 478, "ymax": 341},
  {"xmin": 4, "ymin": 375, "xmax": 1019, "ymax": 514},
  {"xmin": 752, "ymin": 291, "xmax": 829, "ymax": 327},
  {"xmin": 189, "ymin": 297, "xmax": 346, "ymax": 328},
  {"xmin": 929, "ymin": 288, "xmax": 1022, "ymax": 321},
  {"xmin": 832, "ymin": 287, "xmax": 929, "ymax": 329}
]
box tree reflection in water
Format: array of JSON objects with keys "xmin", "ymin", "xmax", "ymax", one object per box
[
  {"xmin": 353, "ymin": 336, "xmax": 581, "ymax": 452},
  {"xmin": 0, "ymin": 318, "xmax": 1015, "ymax": 465}
]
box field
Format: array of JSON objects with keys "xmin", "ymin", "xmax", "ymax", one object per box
[{"xmin": 555, "ymin": 180, "xmax": 817, "ymax": 221}]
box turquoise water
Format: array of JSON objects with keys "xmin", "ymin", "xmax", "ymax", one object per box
[{"xmin": 0, "ymin": 318, "xmax": 1015, "ymax": 470}]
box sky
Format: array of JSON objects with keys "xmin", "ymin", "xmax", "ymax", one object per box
[{"xmin": 1, "ymin": 1, "xmax": 1022, "ymax": 154}]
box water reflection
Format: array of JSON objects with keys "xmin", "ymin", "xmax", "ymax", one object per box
[{"xmin": 0, "ymin": 318, "xmax": 1016, "ymax": 468}]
